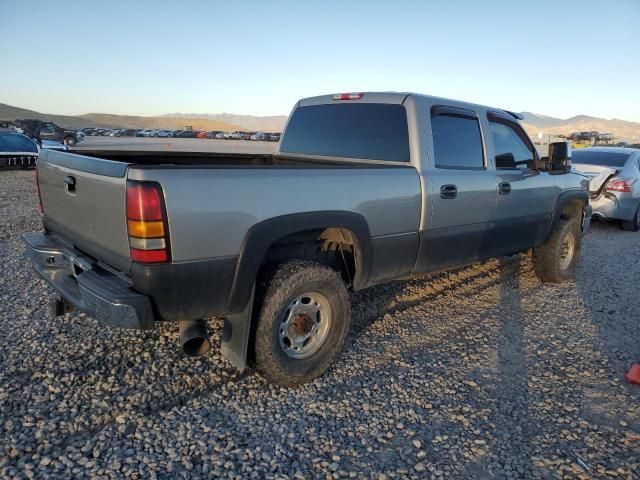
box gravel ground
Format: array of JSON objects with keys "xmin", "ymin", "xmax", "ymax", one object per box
[{"xmin": 1, "ymin": 169, "xmax": 639, "ymax": 479}]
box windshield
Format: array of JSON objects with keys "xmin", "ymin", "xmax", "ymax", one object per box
[{"xmin": 572, "ymin": 150, "xmax": 631, "ymax": 168}]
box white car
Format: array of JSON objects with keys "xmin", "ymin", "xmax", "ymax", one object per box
[
  {"xmin": 154, "ymin": 129, "xmax": 174, "ymax": 138},
  {"xmin": 225, "ymin": 131, "xmax": 243, "ymax": 140},
  {"xmin": 250, "ymin": 132, "xmax": 268, "ymax": 141},
  {"xmin": 138, "ymin": 129, "xmax": 155, "ymax": 137}
]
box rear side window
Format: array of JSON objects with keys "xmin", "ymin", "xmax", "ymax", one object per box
[
  {"xmin": 280, "ymin": 103, "xmax": 410, "ymax": 162},
  {"xmin": 431, "ymin": 107, "xmax": 484, "ymax": 169},
  {"xmin": 571, "ymin": 150, "xmax": 631, "ymax": 168}
]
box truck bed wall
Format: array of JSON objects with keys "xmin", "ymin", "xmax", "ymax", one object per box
[{"xmin": 127, "ymin": 165, "xmax": 422, "ymax": 262}]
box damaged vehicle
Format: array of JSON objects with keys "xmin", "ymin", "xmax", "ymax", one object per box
[{"xmin": 572, "ymin": 147, "xmax": 640, "ymax": 231}]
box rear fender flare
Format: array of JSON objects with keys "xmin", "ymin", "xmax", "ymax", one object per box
[{"xmin": 227, "ymin": 211, "xmax": 372, "ymax": 314}]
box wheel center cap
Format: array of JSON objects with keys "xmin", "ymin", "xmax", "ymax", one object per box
[{"xmin": 291, "ymin": 314, "xmax": 313, "ymax": 337}]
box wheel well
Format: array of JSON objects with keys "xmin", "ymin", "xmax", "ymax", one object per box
[
  {"xmin": 262, "ymin": 227, "xmax": 359, "ymax": 287},
  {"xmin": 560, "ymin": 199, "xmax": 584, "ymax": 220}
]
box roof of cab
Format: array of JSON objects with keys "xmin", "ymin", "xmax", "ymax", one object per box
[{"xmin": 296, "ymin": 91, "xmax": 519, "ymax": 119}]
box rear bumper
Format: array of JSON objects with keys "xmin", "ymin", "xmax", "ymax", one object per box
[
  {"xmin": 22, "ymin": 232, "xmax": 154, "ymax": 330},
  {"xmin": 590, "ymin": 193, "xmax": 639, "ymax": 221}
]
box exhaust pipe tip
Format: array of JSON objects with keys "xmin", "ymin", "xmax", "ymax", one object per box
[{"xmin": 179, "ymin": 319, "xmax": 211, "ymax": 357}]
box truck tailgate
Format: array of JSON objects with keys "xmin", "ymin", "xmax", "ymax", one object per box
[{"xmin": 38, "ymin": 149, "xmax": 131, "ymax": 266}]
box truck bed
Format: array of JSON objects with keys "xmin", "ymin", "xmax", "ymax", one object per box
[{"xmin": 37, "ymin": 149, "xmax": 421, "ymax": 281}]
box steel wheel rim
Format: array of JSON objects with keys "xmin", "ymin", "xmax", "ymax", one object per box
[
  {"xmin": 279, "ymin": 292, "xmax": 332, "ymax": 359},
  {"xmin": 559, "ymin": 232, "xmax": 575, "ymax": 270}
]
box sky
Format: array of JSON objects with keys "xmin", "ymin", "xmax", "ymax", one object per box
[{"xmin": 1, "ymin": 0, "xmax": 639, "ymax": 121}]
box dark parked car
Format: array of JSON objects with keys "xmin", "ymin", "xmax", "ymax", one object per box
[
  {"xmin": 116, "ymin": 129, "xmax": 138, "ymax": 137},
  {"xmin": 176, "ymin": 130, "xmax": 197, "ymax": 138},
  {"xmin": 0, "ymin": 131, "xmax": 38, "ymax": 168},
  {"xmin": 15, "ymin": 119, "xmax": 83, "ymax": 146}
]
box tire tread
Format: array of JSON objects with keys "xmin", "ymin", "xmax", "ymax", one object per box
[{"xmin": 254, "ymin": 260, "xmax": 350, "ymax": 387}]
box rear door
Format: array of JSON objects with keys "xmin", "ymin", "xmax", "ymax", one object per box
[
  {"xmin": 415, "ymin": 105, "xmax": 498, "ymax": 272},
  {"xmin": 487, "ymin": 112, "xmax": 555, "ymax": 253},
  {"xmin": 38, "ymin": 149, "xmax": 132, "ymax": 269}
]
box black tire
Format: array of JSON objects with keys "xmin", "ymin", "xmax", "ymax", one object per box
[
  {"xmin": 64, "ymin": 136, "xmax": 76, "ymax": 147},
  {"xmin": 254, "ymin": 260, "xmax": 350, "ymax": 387},
  {"xmin": 621, "ymin": 203, "xmax": 640, "ymax": 232},
  {"xmin": 532, "ymin": 217, "xmax": 581, "ymax": 283}
]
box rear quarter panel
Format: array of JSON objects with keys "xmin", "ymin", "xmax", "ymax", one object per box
[{"xmin": 128, "ymin": 167, "xmax": 422, "ymax": 262}]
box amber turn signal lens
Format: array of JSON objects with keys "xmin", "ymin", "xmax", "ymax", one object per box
[{"xmin": 127, "ymin": 220, "xmax": 165, "ymax": 238}]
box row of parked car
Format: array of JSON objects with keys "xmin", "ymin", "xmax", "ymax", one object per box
[{"xmin": 82, "ymin": 128, "xmax": 281, "ymax": 142}]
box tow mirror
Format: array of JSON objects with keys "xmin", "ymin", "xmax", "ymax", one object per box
[{"xmin": 546, "ymin": 141, "xmax": 571, "ymax": 174}]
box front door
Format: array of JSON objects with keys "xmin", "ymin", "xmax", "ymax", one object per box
[
  {"xmin": 487, "ymin": 112, "xmax": 555, "ymax": 254},
  {"xmin": 415, "ymin": 105, "xmax": 498, "ymax": 273}
]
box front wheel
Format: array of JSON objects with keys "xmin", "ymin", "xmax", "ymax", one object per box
[
  {"xmin": 621, "ymin": 204, "xmax": 640, "ymax": 232},
  {"xmin": 254, "ymin": 260, "xmax": 350, "ymax": 386},
  {"xmin": 532, "ymin": 217, "xmax": 582, "ymax": 283}
]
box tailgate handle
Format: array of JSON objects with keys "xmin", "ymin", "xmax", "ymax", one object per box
[{"xmin": 64, "ymin": 175, "xmax": 76, "ymax": 193}]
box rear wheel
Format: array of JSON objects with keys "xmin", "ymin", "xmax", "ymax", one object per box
[
  {"xmin": 621, "ymin": 204, "xmax": 640, "ymax": 232},
  {"xmin": 64, "ymin": 136, "xmax": 76, "ymax": 147},
  {"xmin": 532, "ymin": 217, "xmax": 581, "ymax": 283},
  {"xmin": 254, "ymin": 260, "xmax": 350, "ymax": 386}
]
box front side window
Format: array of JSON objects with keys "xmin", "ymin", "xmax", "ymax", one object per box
[
  {"xmin": 431, "ymin": 109, "xmax": 484, "ymax": 169},
  {"xmin": 489, "ymin": 119, "xmax": 535, "ymax": 169}
]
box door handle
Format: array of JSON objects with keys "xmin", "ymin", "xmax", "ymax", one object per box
[
  {"xmin": 498, "ymin": 182, "xmax": 511, "ymax": 195},
  {"xmin": 64, "ymin": 175, "xmax": 76, "ymax": 193},
  {"xmin": 440, "ymin": 184, "xmax": 457, "ymax": 199}
]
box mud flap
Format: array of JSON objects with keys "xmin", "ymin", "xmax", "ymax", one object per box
[
  {"xmin": 582, "ymin": 205, "xmax": 592, "ymax": 235},
  {"xmin": 220, "ymin": 286, "xmax": 254, "ymax": 371}
]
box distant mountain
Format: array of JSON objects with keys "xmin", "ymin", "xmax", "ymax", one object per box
[
  {"xmin": 162, "ymin": 113, "xmax": 288, "ymax": 132},
  {"xmin": 519, "ymin": 112, "xmax": 640, "ymax": 141},
  {"xmin": 0, "ymin": 103, "xmax": 242, "ymax": 131},
  {"xmin": 2, "ymin": 102, "xmax": 638, "ymax": 141},
  {"xmin": 519, "ymin": 112, "xmax": 569, "ymax": 129}
]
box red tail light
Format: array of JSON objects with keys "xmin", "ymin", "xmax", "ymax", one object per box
[
  {"xmin": 35, "ymin": 163, "xmax": 43, "ymax": 213},
  {"xmin": 126, "ymin": 181, "xmax": 170, "ymax": 263},
  {"xmin": 606, "ymin": 178, "xmax": 636, "ymax": 193}
]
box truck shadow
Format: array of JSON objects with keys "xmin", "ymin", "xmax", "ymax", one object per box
[{"xmin": 338, "ymin": 256, "xmax": 536, "ymax": 477}]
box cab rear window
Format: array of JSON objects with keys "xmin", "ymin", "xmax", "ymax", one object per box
[{"xmin": 280, "ymin": 103, "xmax": 410, "ymax": 162}]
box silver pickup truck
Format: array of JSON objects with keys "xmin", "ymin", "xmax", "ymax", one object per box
[{"xmin": 24, "ymin": 92, "xmax": 591, "ymax": 386}]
